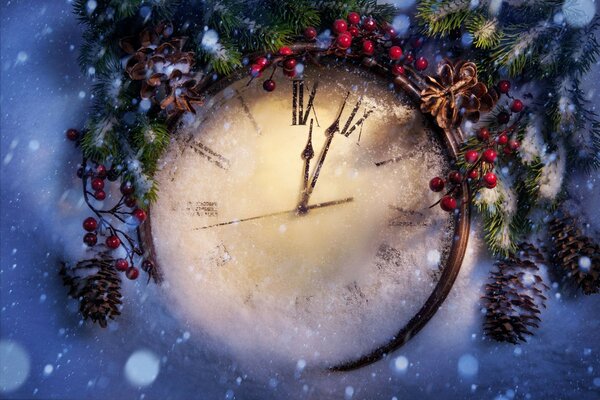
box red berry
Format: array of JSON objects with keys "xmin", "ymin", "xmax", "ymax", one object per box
[
  {"xmin": 96, "ymin": 165, "xmax": 107, "ymax": 179},
  {"xmin": 498, "ymin": 80, "xmax": 511, "ymax": 94},
  {"xmin": 333, "ymin": 19, "xmax": 348, "ymax": 34},
  {"xmin": 497, "ymin": 111, "xmax": 510, "ymax": 124},
  {"xmin": 263, "ymin": 79, "xmax": 276, "ymax": 92},
  {"xmin": 429, "ymin": 177, "xmax": 445, "ymax": 192},
  {"xmin": 467, "ymin": 169, "xmax": 479, "ymax": 180},
  {"xmin": 250, "ymin": 64, "xmax": 262, "ymax": 77},
  {"xmin": 83, "ymin": 217, "xmax": 98, "ymax": 232},
  {"xmin": 255, "ymin": 57, "xmax": 268, "ymax": 68},
  {"xmin": 405, "ymin": 52, "xmax": 414, "ymax": 64},
  {"xmin": 448, "ymin": 170, "xmax": 462, "ymax": 184},
  {"xmin": 348, "ymin": 25, "xmax": 360, "ymax": 37},
  {"xmin": 283, "ymin": 68, "xmax": 297, "ymax": 78},
  {"xmin": 94, "ymin": 190, "xmax": 106, "ymax": 201},
  {"xmin": 304, "ymin": 27, "xmax": 317, "ymax": 40},
  {"xmin": 391, "ymin": 64, "xmax": 405, "ymax": 76},
  {"xmin": 133, "ymin": 208, "xmax": 147, "ymax": 222},
  {"xmin": 91, "ymin": 178, "xmax": 104, "ymax": 191},
  {"xmin": 508, "ymin": 140, "xmax": 520, "ymax": 151},
  {"xmin": 107, "ymin": 168, "xmax": 119, "ymax": 182},
  {"xmin": 105, "ymin": 235, "xmax": 121, "ymax": 249},
  {"xmin": 477, "ymin": 128, "xmax": 490, "ymax": 141},
  {"xmin": 279, "ymin": 47, "xmax": 292, "ymax": 56},
  {"xmin": 336, "ymin": 33, "xmax": 352, "ymax": 50},
  {"xmin": 497, "ymin": 133, "xmax": 508, "ymax": 145},
  {"xmin": 385, "ymin": 26, "xmax": 397, "ymax": 38},
  {"xmin": 362, "ymin": 40, "xmax": 374, "ymax": 55},
  {"xmin": 283, "ymin": 58, "xmax": 297, "ymax": 71},
  {"xmin": 412, "ymin": 37, "xmax": 424, "ymax": 49},
  {"xmin": 482, "ymin": 148, "xmax": 498, "ymax": 164},
  {"xmin": 115, "ymin": 258, "xmax": 129, "ymax": 271},
  {"xmin": 83, "ymin": 233, "xmax": 97, "ymax": 246},
  {"xmin": 126, "ymin": 267, "xmax": 139, "ymax": 280},
  {"xmin": 504, "ymin": 145, "xmax": 513, "ymax": 155},
  {"xmin": 120, "ymin": 181, "xmax": 134, "ymax": 196},
  {"xmin": 124, "ymin": 196, "xmax": 137, "ymax": 208},
  {"xmin": 511, "ymin": 99, "xmax": 524, "ymax": 113},
  {"xmin": 483, "ymin": 172, "xmax": 497, "ymax": 189},
  {"xmin": 440, "ymin": 196, "xmax": 457, "ymax": 212},
  {"xmin": 363, "ymin": 18, "xmax": 377, "ymax": 32},
  {"xmin": 388, "ymin": 46, "xmax": 403, "ymax": 60},
  {"xmin": 141, "ymin": 260, "xmax": 154, "ymax": 272},
  {"xmin": 66, "ymin": 128, "xmax": 80, "ymax": 141},
  {"xmin": 415, "ymin": 57, "xmax": 428, "ymax": 71},
  {"xmin": 347, "ymin": 12, "xmax": 360, "ymax": 25},
  {"xmin": 464, "ymin": 150, "xmax": 479, "ymax": 164}
]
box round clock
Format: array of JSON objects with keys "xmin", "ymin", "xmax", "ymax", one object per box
[{"xmin": 141, "ymin": 55, "xmax": 470, "ymax": 370}]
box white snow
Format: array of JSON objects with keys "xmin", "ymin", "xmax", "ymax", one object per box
[
  {"xmin": 0, "ymin": 340, "xmax": 30, "ymax": 393},
  {"xmin": 562, "ymin": 0, "xmax": 596, "ymax": 28},
  {"xmin": 539, "ymin": 146, "xmax": 566, "ymax": 200},
  {"xmin": 392, "ymin": 356, "xmax": 409, "ymax": 373},
  {"xmin": 457, "ymin": 353, "xmax": 479, "ymax": 377},
  {"xmin": 124, "ymin": 349, "xmax": 160, "ymax": 387}
]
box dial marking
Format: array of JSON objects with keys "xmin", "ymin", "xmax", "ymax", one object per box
[
  {"xmin": 292, "ymin": 80, "xmax": 320, "ymax": 126},
  {"xmin": 186, "ymin": 201, "xmax": 219, "ymax": 217},
  {"xmin": 236, "ymin": 89, "xmax": 261, "ymax": 134},
  {"xmin": 375, "ymin": 149, "xmax": 421, "ymax": 167},
  {"xmin": 388, "ymin": 205, "xmax": 431, "ymax": 227},
  {"xmin": 339, "ymin": 98, "xmax": 373, "ymax": 142},
  {"xmin": 189, "ymin": 142, "xmax": 231, "ymax": 170},
  {"xmin": 194, "ymin": 197, "xmax": 354, "ymax": 230}
]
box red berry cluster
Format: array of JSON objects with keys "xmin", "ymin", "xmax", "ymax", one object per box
[
  {"xmin": 428, "ymin": 80, "xmax": 525, "ymax": 212},
  {"xmin": 77, "ymin": 156, "xmax": 153, "ymax": 281},
  {"xmin": 495, "ymin": 80, "xmax": 525, "ymax": 124},
  {"xmin": 253, "ymin": 12, "xmax": 430, "ymax": 93}
]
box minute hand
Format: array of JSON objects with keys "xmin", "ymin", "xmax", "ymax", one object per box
[{"xmin": 297, "ymin": 92, "xmax": 350, "ymax": 214}]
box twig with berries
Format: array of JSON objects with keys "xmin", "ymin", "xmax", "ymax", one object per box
[
  {"xmin": 69, "ymin": 129, "xmax": 157, "ymax": 285},
  {"xmin": 248, "ymin": 11, "xmax": 431, "ymax": 93},
  {"xmin": 428, "ymin": 79, "xmax": 526, "ymax": 213}
]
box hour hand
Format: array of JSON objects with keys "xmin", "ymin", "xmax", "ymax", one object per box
[{"xmin": 301, "ymin": 119, "xmax": 315, "ymax": 191}]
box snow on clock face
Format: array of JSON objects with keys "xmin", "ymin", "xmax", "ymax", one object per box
[{"xmin": 147, "ymin": 63, "xmax": 456, "ymax": 367}]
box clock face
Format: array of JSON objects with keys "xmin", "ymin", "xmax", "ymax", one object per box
[{"xmin": 149, "ymin": 63, "xmax": 455, "ymax": 366}]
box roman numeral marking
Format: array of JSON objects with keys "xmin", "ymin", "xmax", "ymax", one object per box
[
  {"xmin": 388, "ymin": 205, "xmax": 431, "ymax": 227},
  {"xmin": 375, "ymin": 149, "xmax": 421, "ymax": 167},
  {"xmin": 292, "ymin": 80, "xmax": 320, "ymax": 126},
  {"xmin": 189, "ymin": 142, "xmax": 231, "ymax": 170},
  {"xmin": 339, "ymin": 97, "xmax": 373, "ymax": 144}
]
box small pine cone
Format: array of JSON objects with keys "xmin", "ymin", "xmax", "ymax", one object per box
[
  {"xmin": 60, "ymin": 258, "xmax": 123, "ymax": 328},
  {"xmin": 482, "ymin": 248, "xmax": 548, "ymax": 344},
  {"xmin": 120, "ymin": 22, "xmax": 203, "ymax": 116},
  {"xmin": 548, "ymin": 214, "xmax": 600, "ymax": 295}
]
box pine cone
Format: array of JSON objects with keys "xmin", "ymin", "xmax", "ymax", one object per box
[
  {"xmin": 420, "ymin": 59, "xmax": 498, "ymax": 129},
  {"xmin": 60, "ymin": 259, "xmax": 123, "ymax": 328},
  {"xmin": 482, "ymin": 246, "xmax": 548, "ymax": 343},
  {"xmin": 548, "ymin": 214, "xmax": 600, "ymax": 295},
  {"xmin": 120, "ymin": 22, "xmax": 203, "ymax": 115}
]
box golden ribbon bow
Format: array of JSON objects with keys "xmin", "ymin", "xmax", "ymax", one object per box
[{"xmin": 420, "ymin": 60, "xmax": 497, "ymax": 130}]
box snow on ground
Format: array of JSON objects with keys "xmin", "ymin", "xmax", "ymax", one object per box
[{"xmin": 1, "ymin": 1, "xmax": 599, "ymax": 399}]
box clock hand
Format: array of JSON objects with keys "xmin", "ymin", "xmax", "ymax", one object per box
[
  {"xmin": 300, "ymin": 119, "xmax": 315, "ymax": 192},
  {"xmin": 297, "ymin": 92, "xmax": 350, "ymax": 214},
  {"xmin": 195, "ymin": 197, "xmax": 354, "ymax": 230}
]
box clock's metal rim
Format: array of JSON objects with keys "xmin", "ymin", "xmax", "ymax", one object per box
[{"xmin": 138, "ymin": 46, "xmax": 471, "ymax": 372}]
